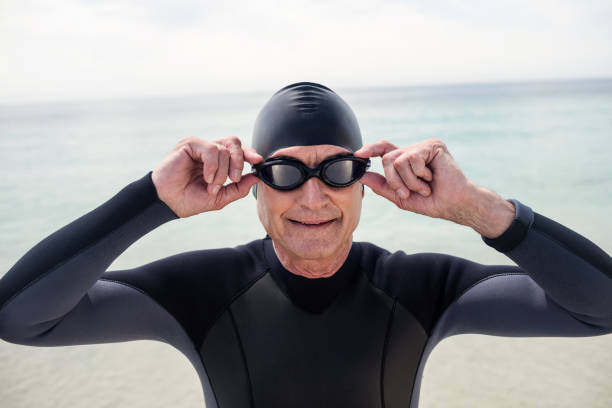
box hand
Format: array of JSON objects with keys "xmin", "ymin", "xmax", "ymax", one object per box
[
  {"xmin": 151, "ymin": 136, "xmax": 263, "ymax": 218},
  {"xmin": 354, "ymin": 138, "xmax": 476, "ymax": 223}
]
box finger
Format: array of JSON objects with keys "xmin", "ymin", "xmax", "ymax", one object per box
[
  {"xmin": 221, "ymin": 137, "xmax": 244, "ymax": 182},
  {"xmin": 243, "ymin": 147, "xmax": 264, "ymax": 165},
  {"xmin": 394, "ymin": 154, "xmax": 431, "ymax": 196},
  {"xmin": 359, "ymin": 172, "xmax": 396, "ymax": 202},
  {"xmin": 216, "ymin": 173, "xmax": 259, "ymax": 207},
  {"xmin": 174, "ymin": 136, "xmax": 201, "ymax": 153},
  {"xmin": 382, "ymin": 152, "xmax": 410, "ymax": 198},
  {"xmin": 408, "ymin": 151, "xmax": 434, "ymax": 182},
  {"xmin": 211, "ymin": 145, "xmax": 230, "ymax": 186},
  {"xmin": 354, "ymin": 139, "xmax": 398, "ymax": 159},
  {"xmin": 200, "ymin": 145, "xmax": 219, "ymax": 185}
]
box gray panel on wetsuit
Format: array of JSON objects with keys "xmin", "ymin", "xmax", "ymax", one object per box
[
  {"xmin": 0, "ymin": 279, "xmax": 218, "ymax": 408},
  {"xmin": 500, "ymin": 224, "xmax": 612, "ymax": 328},
  {"xmin": 227, "ymin": 272, "xmax": 393, "ymax": 408},
  {"xmin": 440, "ymin": 273, "xmax": 612, "ymax": 338},
  {"xmin": 408, "ymin": 272, "xmax": 612, "ymax": 408},
  {"xmin": 1, "ymin": 279, "xmax": 190, "ymax": 346}
]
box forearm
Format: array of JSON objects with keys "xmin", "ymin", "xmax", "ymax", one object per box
[{"xmin": 0, "ymin": 171, "xmax": 178, "ymax": 337}]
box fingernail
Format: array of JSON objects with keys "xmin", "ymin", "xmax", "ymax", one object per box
[
  {"xmin": 212, "ymin": 185, "xmax": 221, "ymax": 194},
  {"xmin": 420, "ymin": 189, "xmax": 429, "ymax": 196},
  {"xmin": 231, "ymin": 170, "xmax": 241, "ymax": 180}
]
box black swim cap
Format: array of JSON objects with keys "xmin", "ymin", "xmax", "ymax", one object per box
[
  {"xmin": 252, "ymin": 82, "xmax": 363, "ymax": 158},
  {"xmin": 251, "ymin": 82, "xmax": 363, "ymax": 199}
]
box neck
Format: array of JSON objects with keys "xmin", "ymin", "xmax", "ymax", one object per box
[{"xmin": 272, "ymin": 239, "xmax": 353, "ymax": 279}]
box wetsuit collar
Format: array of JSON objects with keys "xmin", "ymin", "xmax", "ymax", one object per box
[{"xmin": 263, "ymin": 236, "xmax": 361, "ymax": 314}]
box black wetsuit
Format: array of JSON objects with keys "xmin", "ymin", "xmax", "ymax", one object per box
[{"xmin": 0, "ymin": 172, "xmax": 611, "ymax": 408}]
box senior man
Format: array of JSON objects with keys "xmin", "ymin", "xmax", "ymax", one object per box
[{"xmin": 0, "ymin": 82, "xmax": 611, "ymax": 408}]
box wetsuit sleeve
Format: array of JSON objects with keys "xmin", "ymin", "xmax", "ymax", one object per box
[
  {"xmin": 0, "ymin": 171, "xmax": 187, "ymax": 347},
  {"xmin": 434, "ymin": 199, "xmax": 612, "ymax": 340}
]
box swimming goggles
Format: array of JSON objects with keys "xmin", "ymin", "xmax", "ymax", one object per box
[{"xmin": 251, "ymin": 154, "xmax": 370, "ymax": 190}]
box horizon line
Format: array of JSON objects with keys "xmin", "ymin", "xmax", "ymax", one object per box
[{"xmin": 1, "ymin": 75, "xmax": 611, "ymax": 107}]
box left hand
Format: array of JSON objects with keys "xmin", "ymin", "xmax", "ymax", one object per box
[{"xmin": 354, "ymin": 138, "xmax": 476, "ymax": 222}]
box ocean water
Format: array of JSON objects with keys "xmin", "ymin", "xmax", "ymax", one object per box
[{"xmin": 0, "ymin": 79, "xmax": 611, "ymax": 407}]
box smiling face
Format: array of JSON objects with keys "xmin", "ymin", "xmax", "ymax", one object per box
[{"xmin": 256, "ymin": 144, "xmax": 364, "ymax": 267}]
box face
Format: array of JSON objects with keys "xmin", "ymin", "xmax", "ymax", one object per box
[{"xmin": 256, "ymin": 144, "xmax": 364, "ymax": 263}]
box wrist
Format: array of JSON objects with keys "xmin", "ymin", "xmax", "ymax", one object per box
[
  {"xmin": 146, "ymin": 171, "xmax": 180, "ymax": 219},
  {"xmin": 459, "ymin": 184, "xmax": 515, "ymax": 238}
]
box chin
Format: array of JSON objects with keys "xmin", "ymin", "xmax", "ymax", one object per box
[{"xmin": 284, "ymin": 237, "xmax": 340, "ymax": 260}]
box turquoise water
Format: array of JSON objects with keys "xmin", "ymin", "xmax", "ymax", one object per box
[
  {"xmin": 1, "ymin": 79, "xmax": 610, "ymax": 273},
  {"xmin": 0, "ymin": 79, "xmax": 611, "ymax": 408}
]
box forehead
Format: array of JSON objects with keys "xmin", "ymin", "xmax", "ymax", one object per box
[{"xmin": 269, "ymin": 144, "xmax": 351, "ymax": 164}]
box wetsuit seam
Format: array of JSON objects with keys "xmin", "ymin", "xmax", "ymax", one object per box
[
  {"xmin": 433, "ymin": 271, "xmax": 529, "ymax": 337},
  {"xmin": 380, "ymin": 298, "xmax": 396, "ymax": 408},
  {"xmin": 99, "ymin": 278, "xmax": 222, "ymax": 406},
  {"xmin": 357, "ymin": 267, "xmax": 429, "ymax": 337},
  {"xmin": 267, "ymin": 279, "xmax": 329, "ymax": 314},
  {"xmin": 262, "ymin": 237, "xmax": 352, "ymax": 314},
  {"xmin": 35, "ymin": 314, "xmax": 69, "ymax": 338},
  {"xmin": 450, "ymin": 272, "xmax": 529, "ymax": 310},
  {"xmin": 266, "ymin": 270, "xmax": 354, "ymax": 315},
  {"xmin": 464, "ymin": 271, "xmax": 610, "ymax": 330},
  {"xmin": 197, "ymin": 268, "xmax": 269, "ymax": 351},
  {"xmin": 356, "ymin": 268, "xmax": 395, "ymax": 304},
  {"xmin": 408, "ymin": 335, "xmax": 430, "ymax": 407},
  {"xmin": 98, "ymin": 278, "xmax": 192, "ymax": 345},
  {"xmin": 0, "ymin": 201, "xmax": 161, "ymax": 313},
  {"xmin": 409, "ymin": 276, "xmax": 527, "ymax": 407},
  {"xmin": 439, "ymin": 272, "xmax": 611, "ymax": 333},
  {"xmin": 228, "ymin": 306, "xmax": 255, "ymax": 408},
  {"xmin": 531, "ymin": 226, "xmax": 612, "ymax": 279},
  {"xmin": 198, "ymin": 355, "xmax": 222, "ymax": 408}
]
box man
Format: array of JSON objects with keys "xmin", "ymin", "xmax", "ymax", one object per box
[{"xmin": 0, "ymin": 82, "xmax": 610, "ymax": 408}]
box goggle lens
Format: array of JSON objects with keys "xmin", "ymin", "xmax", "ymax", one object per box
[
  {"xmin": 260, "ymin": 164, "xmax": 302, "ymax": 188},
  {"xmin": 325, "ymin": 159, "xmax": 361, "ymax": 185}
]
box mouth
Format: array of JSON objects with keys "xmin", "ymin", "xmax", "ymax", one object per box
[{"xmin": 288, "ymin": 218, "xmax": 337, "ymax": 228}]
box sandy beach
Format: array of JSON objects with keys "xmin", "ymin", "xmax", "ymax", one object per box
[{"xmin": 1, "ymin": 334, "xmax": 611, "ymax": 407}]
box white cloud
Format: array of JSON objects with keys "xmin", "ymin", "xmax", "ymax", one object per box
[{"xmin": 0, "ymin": 0, "xmax": 610, "ymax": 103}]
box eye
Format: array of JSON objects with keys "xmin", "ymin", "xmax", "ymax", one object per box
[
  {"xmin": 325, "ymin": 160, "xmax": 360, "ymax": 184},
  {"xmin": 262, "ymin": 164, "xmax": 302, "ymax": 187}
]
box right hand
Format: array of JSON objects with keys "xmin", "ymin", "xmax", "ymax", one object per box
[{"xmin": 151, "ymin": 136, "xmax": 263, "ymax": 218}]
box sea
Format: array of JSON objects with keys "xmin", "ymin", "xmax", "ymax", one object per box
[{"xmin": 1, "ymin": 79, "xmax": 611, "ymax": 407}]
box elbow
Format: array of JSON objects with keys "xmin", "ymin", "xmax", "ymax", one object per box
[
  {"xmin": 569, "ymin": 309, "xmax": 612, "ymax": 332},
  {"xmin": 0, "ymin": 310, "xmax": 28, "ymax": 344},
  {"xmin": 0, "ymin": 310, "xmax": 55, "ymax": 345}
]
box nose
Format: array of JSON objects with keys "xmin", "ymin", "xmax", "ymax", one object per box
[{"xmin": 298, "ymin": 177, "xmax": 330, "ymax": 209}]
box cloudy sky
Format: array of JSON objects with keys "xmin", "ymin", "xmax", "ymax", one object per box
[{"xmin": 1, "ymin": 0, "xmax": 611, "ymax": 103}]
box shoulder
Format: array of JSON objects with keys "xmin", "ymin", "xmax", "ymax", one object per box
[
  {"xmin": 355, "ymin": 241, "xmax": 458, "ymax": 305},
  {"xmin": 356, "ymin": 240, "xmax": 461, "ymax": 284},
  {"xmin": 354, "ymin": 241, "xmax": 522, "ymax": 335},
  {"xmin": 103, "ymin": 238, "xmax": 266, "ymax": 286}
]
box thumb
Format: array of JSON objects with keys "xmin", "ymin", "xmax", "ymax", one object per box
[
  {"xmin": 360, "ymin": 172, "xmax": 398, "ymax": 202},
  {"xmin": 216, "ymin": 173, "xmax": 259, "ymax": 207}
]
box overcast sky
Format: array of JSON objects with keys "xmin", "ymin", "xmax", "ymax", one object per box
[{"xmin": 1, "ymin": 0, "xmax": 611, "ymax": 103}]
